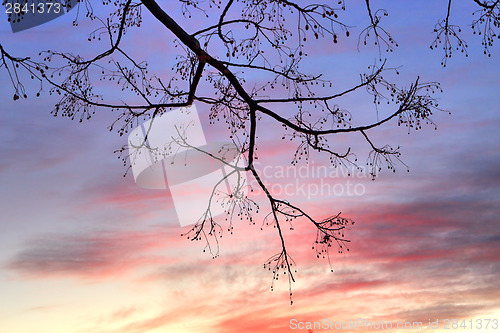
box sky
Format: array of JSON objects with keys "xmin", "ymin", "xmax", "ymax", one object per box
[{"xmin": 0, "ymin": 1, "xmax": 499, "ymax": 333}]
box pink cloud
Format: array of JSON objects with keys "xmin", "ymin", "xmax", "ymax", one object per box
[{"xmin": 6, "ymin": 228, "xmax": 181, "ymax": 279}]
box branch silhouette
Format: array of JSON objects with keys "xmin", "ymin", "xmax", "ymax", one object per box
[{"xmin": 1, "ymin": 0, "xmax": 497, "ymax": 303}]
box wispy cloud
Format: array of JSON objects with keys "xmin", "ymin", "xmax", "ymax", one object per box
[{"xmin": 6, "ymin": 229, "xmax": 178, "ymax": 279}]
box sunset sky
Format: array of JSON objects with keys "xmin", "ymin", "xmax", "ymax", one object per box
[{"xmin": 0, "ymin": 1, "xmax": 499, "ymax": 333}]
